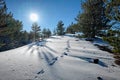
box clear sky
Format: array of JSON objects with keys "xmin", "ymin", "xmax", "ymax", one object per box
[{"xmin": 5, "ymin": 0, "xmax": 81, "ymax": 32}]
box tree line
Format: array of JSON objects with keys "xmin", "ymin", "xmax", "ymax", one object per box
[
  {"xmin": 0, "ymin": 0, "xmax": 52, "ymax": 51},
  {"xmin": 58, "ymin": 0, "xmax": 119, "ymax": 64},
  {"xmin": 0, "ymin": 0, "xmax": 120, "ymax": 55},
  {"xmin": 64, "ymin": 0, "xmax": 120, "ymax": 54},
  {"xmin": 54, "ymin": 0, "xmax": 120, "ymax": 61}
]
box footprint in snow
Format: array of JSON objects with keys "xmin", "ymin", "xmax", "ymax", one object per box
[
  {"xmin": 52, "ymin": 57, "xmax": 58, "ymax": 60},
  {"xmin": 61, "ymin": 52, "xmax": 68, "ymax": 57},
  {"xmin": 64, "ymin": 52, "xmax": 68, "ymax": 55},
  {"xmin": 49, "ymin": 57, "xmax": 58, "ymax": 65},
  {"xmin": 34, "ymin": 76, "xmax": 38, "ymax": 79},
  {"xmin": 37, "ymin": 69, "xmax": 44, "ymax": 75},
  {"xmin": 97, "ymin": 77, "xmax": 103, "ymax": 80}
]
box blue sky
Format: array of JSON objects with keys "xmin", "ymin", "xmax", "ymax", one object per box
[{"xmin": 5, "ymin": 0, "xmax": 81, "ymax": 32}]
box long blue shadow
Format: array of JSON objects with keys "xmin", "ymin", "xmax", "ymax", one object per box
[{"xmin": 70, "ymin": 55, "xmax": 108, "ymax": 67}]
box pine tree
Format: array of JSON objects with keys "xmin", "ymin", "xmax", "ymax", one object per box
[
  {"xmin": 76, "ymin": 0, "xmax": 109, "ymax": 38},
  {"xmin": 19, "ymin": 30, "xmax": 29, "ymax": 45},
  {"xmin": 42, "ymin": 28, "xmax": 47, "ymax": 38},
  {"xmin": 56, "ymin": 20, "xmax": 65, "ymax": 35},
  {"xmin": 104, "ymin": 0, "xmax": 120, "ymax": 53},
  {"xmin": 0, "ymin": 0, "xmax": 18, "ymax": 51},
  {"xmin": 28, "ymin": 31, "xmax": 34, "ymax": 42},
  {"xmin": 0, "ymin": 0, "xmax": 7, "ymax": 29},
  {"xmin": 31, "ymin": 23, "xmax": 41, "ymax": 41},
  {"xmin": 66, "ymin": 23, "xmax": 79, "ymax": 34},
  {"xmin": 106, "ymin": 0, "xmax": 120, "ymax": 21},
  {"xmin": 42, "ymin": 28, "xmax": 51, "ymax": 38},
  {"xmin": 46, "ymin": 28, "xmax": 51, "ymax": 38},
  {"xmin": 0, "ymin": 0, "xmax": 28, "ymax": 51}
]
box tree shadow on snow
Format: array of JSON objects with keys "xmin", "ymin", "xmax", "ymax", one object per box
[
  {"xmin": 67, "ymin": 40, "xmax": 70, "ymax": 48},
  {"xmin": 50, "ymin": 36, "xmax": 61, "ymax": 39},
  {"xmin": 41, "ymin": 49, "xmax": 58, "ymax": 66},
  {"xmin": 44, "ymin": 45, "xmax": 57, "ymax": 53},
  {"xmin": 23, "ymin": 43, "xmax": 35, "ymax": 54},
  {"xmin": 70, "ymin": 55, "xmax": 108, "ymax": 67}
]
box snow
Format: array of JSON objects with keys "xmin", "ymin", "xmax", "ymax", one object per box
[
  {"xmin": 93, "ymin": 37, "xmax": 114, "ymax": 50},
  {"xmin": 0, "ymin": 36, "xmax": 120, "ymax": 80}
]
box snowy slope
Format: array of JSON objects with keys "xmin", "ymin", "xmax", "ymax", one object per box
[{"xmin": 0, "ymin": 36, "xmax": 120, "ymax": 80}]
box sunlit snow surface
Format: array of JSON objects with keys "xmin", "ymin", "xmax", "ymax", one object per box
[{"xmin": 0, "ymin": 36, "xmax": 120, "ymax": 80}]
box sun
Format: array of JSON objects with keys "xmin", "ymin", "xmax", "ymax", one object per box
[{"xmin": 30, "ymin": 13, "xmax": 38, "ymax": 22}]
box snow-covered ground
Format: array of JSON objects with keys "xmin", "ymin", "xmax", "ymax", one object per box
[{"xmin": 0, "ymin": 36, "xmax": 120, "ymax": 80}]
